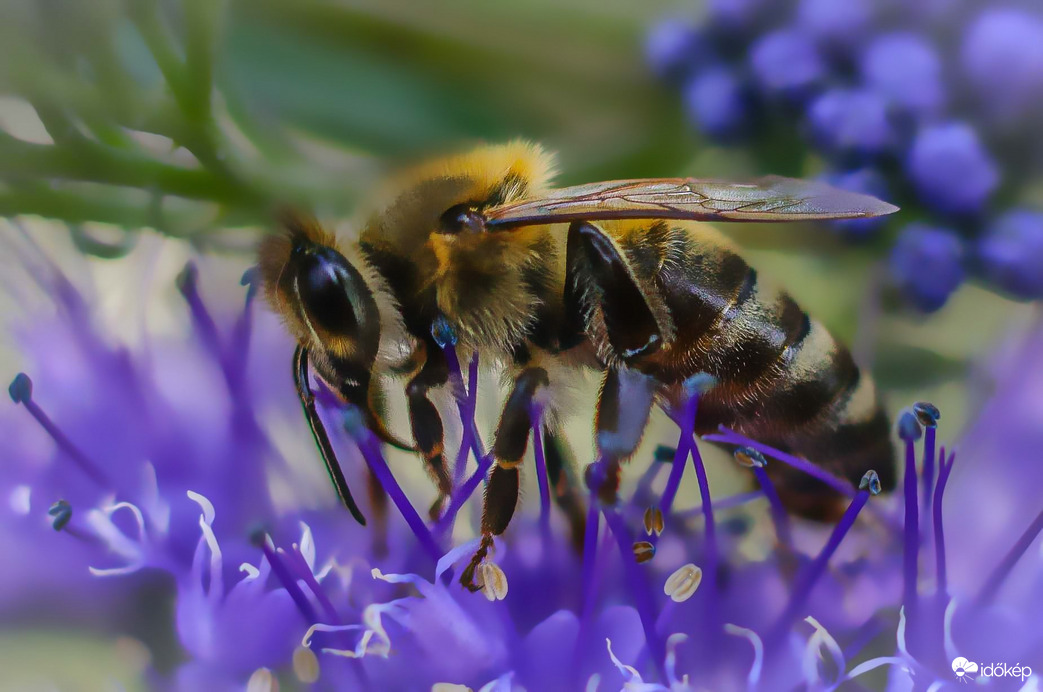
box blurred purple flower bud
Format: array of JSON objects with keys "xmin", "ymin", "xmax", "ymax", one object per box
[
  {"xmin": 962, "ymin": 8, "xmax": 1043, "ymax": 126},
  {"xmin": 861, "ymin": 31, "xmax": 945, "ymax": 121},
  {"xmin": 976, "ymin": 209, "xmax": 1043, "ymax": 299},
  {"xmin": 820, "ymin": 167, "xmax": 892, "ymax": 240},
  {"xmin": 645, "ymin": 19, "xmax": 711, "ymax": 82},
  {"xmin": 707, "ymin": 0, "xmax": 772, "ymax": 32},
  {"xmin": 797, "ymin": 0, "xmax": 874, "ymax": 47},
  {"xmin": 889, "ymin": 223, "xmax": 965, "ymax": 312},
  {"xmin": 683, "ymin": 66, "xmax": 751, "ymax": 142},
  {"xmin": 906, "ymin": 122, "xmax": 999, "ymax": 216},
  {"xmin": 808, "ymin": 88, "xmax": 894, "ymax": 160},
  {"xmin": 750, "ymin": 28, "xmax": 826, "ymax": 101},
  {"xmin": 879, "ymin": 0, "xmax": 974, "ymax": 31}
]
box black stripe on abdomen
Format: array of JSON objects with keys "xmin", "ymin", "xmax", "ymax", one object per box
[{"xmin": 753, "ymin": 318, "xmax": 861, "ymax": 432}]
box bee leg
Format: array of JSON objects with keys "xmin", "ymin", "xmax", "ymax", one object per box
[
  {"xmin": 543, "ymin": 426, "xmax": 587, "ymax": 551},
  {"xmin": 565, "ymin": 221, "xmax": 663, "ymax": 366},
  {"xmin": 366, "ymin": 466, "xmax": 389, "ymax": 558},
  {"xmin": 405, "ymin": 342, "xmax": 453, "ymax": 520},
  {"xmin": 461, "ymin": 366, "xmax": 549, "ymax": 591},
  {"xmin": 590, "ymin": 366, "xmax": 657, "ymax": 506}
]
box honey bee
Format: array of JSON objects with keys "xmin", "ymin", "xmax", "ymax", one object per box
[{"xmin": 258, "ymin": 142, "xmax": 899, "ymax": 591}]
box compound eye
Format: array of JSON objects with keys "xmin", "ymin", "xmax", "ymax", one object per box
[
  {"xmin": 439, "ymin": 204, "xmax": 487, "ymax": 234},
  {"xmin": 297, "ymin": 250, "xmax": 359, "ymax": 337}
]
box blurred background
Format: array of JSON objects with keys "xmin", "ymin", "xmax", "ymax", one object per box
[{"xmin": 0, "ymin": 0, "xmax": 1040, "ymax": 689}]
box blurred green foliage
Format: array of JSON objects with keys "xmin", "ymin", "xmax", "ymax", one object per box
[{"xmin": 0, "ymin": 0, "xmax": 693, "ymax": 249}]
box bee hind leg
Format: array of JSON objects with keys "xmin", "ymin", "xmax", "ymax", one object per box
[
  {"xmin": 588, "ymin": 366, "xmax": 657, "ymax": 506},
  {"xmin": 461, "ymin": 366, "xmax": 549, "ymax": 592},
  {"xmin": 542, "ymin": 427, "xmax": 587, "ymax": 552},
  {"xmin": 565, "ymin": 220, "xmax": 664, "ymax": 366},
  {"xmin": 405, "ymin": 341, "xmax": 454, "ymax": 520}
]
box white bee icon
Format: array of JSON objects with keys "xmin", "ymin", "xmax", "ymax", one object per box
[{"xmin": 952, "ymin": 657, "xmax": 979, "ymax": 682}]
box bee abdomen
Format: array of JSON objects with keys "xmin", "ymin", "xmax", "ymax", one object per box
[{"xmin": 647, "ymin": 231, "xmax": 895, "ymax": 516}]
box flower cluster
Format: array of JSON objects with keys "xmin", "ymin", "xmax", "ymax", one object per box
[
  {"xmin": 3, "ymin": 252, "xmax": 1043, "ymax": 689},
  {"xmin": 647, "ymin": 0, "xmax": 1043, "ymax": 312}
]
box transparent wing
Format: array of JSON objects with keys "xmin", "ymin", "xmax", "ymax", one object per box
[{"xmin": 484, "ymin": 175, "xmax": 899, "ymax": 229}]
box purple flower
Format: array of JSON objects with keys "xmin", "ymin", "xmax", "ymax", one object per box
[
  {"xmin": 861, "ymin": 31, "xmax": 946, "ymax": 122},
  {"xmin": 173, "ymin": 492, "xmax": 302, "ymax": 686},
  {"xmin": 807, "ymin": 88, "xmax": 894, "ymax": 160},
  {"xmin": 907, "ymin": 122, "xmax": 999, "ymax": 216},
  {"xmin": 796, "ymin": 0, "xmax": 874, "ymax": 48},
  {"xmin": 645, "ymin": 19, "xmax": 711, "ymax": 82},
  {"xmin": 889, "ymin": 223, "xmax": 965, "ymax": 312},
  {"xmin": 683, "ymin": 66, "xmax": 752, "ymax": 142},
  {"xmin": 707, "ymin": 0, "xmax": 774, "ymax": 33},
  {"xmin": 648, "ymin": 2, "xmax": 1043, "ymax": 304},
  {"xmin": 976, "ymin": 209, "xmax": 1043, "ymax": 300},
  {"xmin": 819, "ymin": 167, "xmax": 893, "ymax": 240},
  {"xmin": 962, "ymin": 8, "xmax": 1043, "ymax": 126},
  {"xmin": 749, "ymin": 28, "xmax": 826, "ymax": 101},
  {"xmin": 6, "ymin": 251, "xmax": 1043, "ymax": 690}
]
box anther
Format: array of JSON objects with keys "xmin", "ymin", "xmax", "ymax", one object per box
[
  {"xmin": 859, "ymin": 469, "xmax": 882, "ymax": 496},
  {"xmin": 341, "ymin": 405, "xmax": 368, "ymax": 439},
  {"xmin": 246, "ymin": 668, "xmax": 279, "ymax": 692},
  {"xmin": 682, "ymin": 372, "xmax": 718, "ymax": 398},
  {"xmin": 8, "ymin": 373, "xmax": 31, "ymax": 403},
  {"xmin": 584, "ymin": 462, "xmax": 606, "ymax": 493},
  {"xmin": 475, "ymin": 561, "xmax": 509, "ymax": 602},
  {"xmin": 897, "ymin": 410, "xmax": 922, "ymax": 442},
  {"xmin": 176, "ymin": 261, "xmax": 199, "ymax": 297},
  {"xmin": 643, "ymin": 506, "xmax": 664, "ymax": 536},
  {"xmin": 48, "ymin": 499, "xmax": 72, "ymax": 531},
  {"xmin": 632, "ymin": 541, "xmax": 656, "ymax": 563},
  {"xmin": 664, "ymin": 563, "xmax": 703, "ymax": 602},
  {"xmin": 240, "ymin": 266, "xmax": 260, "ymax": 303},
  {"xmin": 912, "ymin": 401, "xmax": 941, "ymax": 428},
  {"xmin": 431, "ymin": 315, "xmax": 458, "ymax": 349},
  {"xmin": 654, "ymin": 445, "xmax": 676, "ymax": 463},
  {"xmin": 240, "ymin": 266, "xmax": 260, "ymax": 288},
  {"xmin": 733, "ymin": 446, "xmax": 767, "ymax": 468},
  {"xmin": 292, "ymin": 645, "xmax": 320, "ymax": 684}
]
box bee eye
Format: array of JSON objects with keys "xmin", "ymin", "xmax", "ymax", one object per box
[
  {"xmin": 297, "ymin": 250, "xmax": 359, "ymax": 336},
  {"xmin": 439, "ymin": 204, "xmax": 486, "ymax": 234}
]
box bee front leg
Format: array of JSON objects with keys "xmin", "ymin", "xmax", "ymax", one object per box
[
  {"xmin": 405, "ymin": 342, "xmax": 454, "ymax": 519},
  {"xmin": 461, "ymin": 366, "xmax": 549, "ymax": 592}
]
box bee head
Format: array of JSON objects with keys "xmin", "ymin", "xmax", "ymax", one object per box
[{"xmin": 259, "ymin": 214, "xmax": 382, "ymax": 381}]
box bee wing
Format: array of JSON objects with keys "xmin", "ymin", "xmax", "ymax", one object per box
[{"xmin": 484, "ymin": 175, "xmax": 899, "ymax": 229}]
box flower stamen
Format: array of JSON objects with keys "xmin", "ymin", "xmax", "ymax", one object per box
[
  {"xmin": 9, "ymin": 373, "xmax": 110, "ymax": 489},
  {"xmin": 254, "ymin": 532, "xmax": 319, "ymax": 625},
  {"xmin": 767, "ymin": 470, "xmax": 878, "ymax": 646},
  {"xmin": 898, "ymin": 409, "xmax": 922, "ymax": 617}
]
